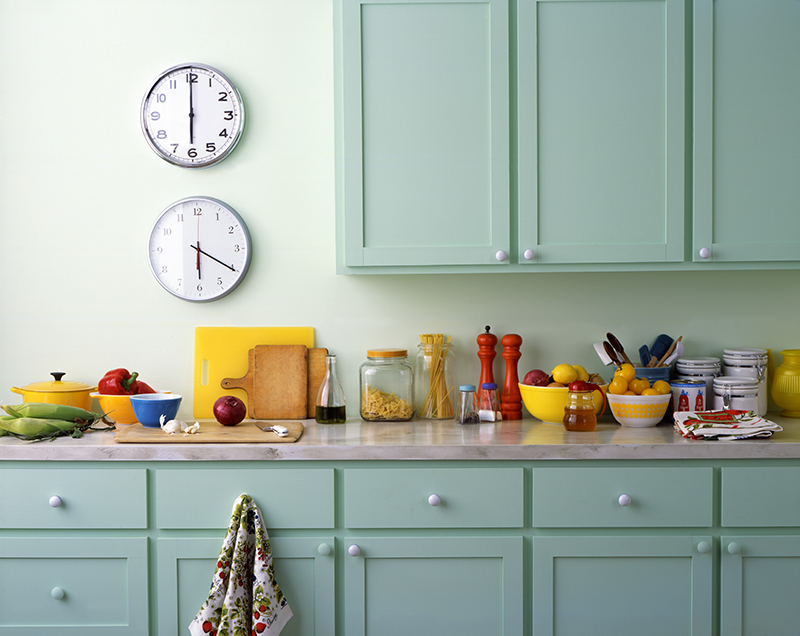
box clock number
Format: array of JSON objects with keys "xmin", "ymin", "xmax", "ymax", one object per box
[
  {"xmin": 170, "ymin": 144, "xmax": 179, "ymax": 153},
  {"xmin": 150, "ymin": 112, "xmax": 160, "ymax": 121},
  {"xmin": 162, "ymin": 228, "xmax": 172, "ymax": 236},
  {"xmin": 217, "ymin": 277, "xmax": 223, "ymax": 286},
  {"xmin": 188, "ymin": 148, "xmax": 197, "ymax": 158},
  {"xmin": 218, "ymin": 92, "xmax": 228, "ymax": 102},
  {"xmin": 156, "ymin": 93, "xmax": 166, "ymax": 103},
  {"xmin": 228, "ymin": 226, "xmax": 235, "ymax": 234},
  {"xmin": 175, "ymin": 213, "xmax": 184, "ymax": 222},
  {"xmin": 197, "ymin": 284, "xmax": 203, "ymax": 292},
  {"xmin": 157, "ymin": 130, "xmax": 167, "ymax": 139},
  {"xmin": 187, "ymin": 72, "xmax": 198, "ymax": 84},
  {"xmin": 219, "ymin": 128, "xmax": 228, "ymax": 138},
  {"xmin": 169, "ymin": 79, "xmax": 177, "ymax": 89},
  {"xmin": 223, "ymin": 111, "xmax": 233, "ymax": 121},
  {"xmin": 193, "ymin": 207, "xmax": 202, "ymax": 216},
  {"xmin": 206, "ymin": 142, "xmax": 216, "ymax": 153},
  {"xmin": 234, "ymin": 244, "xmax": 241, "ymax": 253},
  {"xmin": 160, "ymin": 265, "xmax": 168, "ymax": 274}
]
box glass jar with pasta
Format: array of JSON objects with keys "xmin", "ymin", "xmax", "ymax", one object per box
[{"xmin": 360, "ymin": 349, "xmax": 415, "ymax": 421}]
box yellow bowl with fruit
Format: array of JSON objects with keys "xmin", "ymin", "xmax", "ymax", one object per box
[
  {"xmin": 607, "ymin": 392, "xmax": 671, "ymax": 427},
  {"xmin": 518, "ymin": 383, "xmax": 608, "ymax": 424}
]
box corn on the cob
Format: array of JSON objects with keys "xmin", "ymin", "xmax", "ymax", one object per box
[
  {"xmin": 0, "ymin": 417, "xmax": 64, "ymax": 437},
  {"xmin": 2, "ymin": 402, "xmax": 103, "ymax": 422}
]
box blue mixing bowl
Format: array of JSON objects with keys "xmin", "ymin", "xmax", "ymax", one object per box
[{"xmin": 129, "ymin": 393, "xmax": 182, "ymax": 427}]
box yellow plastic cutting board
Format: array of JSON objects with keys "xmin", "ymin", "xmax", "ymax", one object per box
[{"xmin": 193, "ymin": 327, "xmax": 315, "ymax": 418}]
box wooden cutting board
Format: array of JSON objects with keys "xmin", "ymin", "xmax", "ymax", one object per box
[
  {"xmin": 193, "ymin": 326, "xmax": 315, "ymax": 418},
  {"xmin": 221, "ymin": 345, "xmax": 308, "ymax": 419},
  {"xmin": 307, "ymin": 347, "xmax": 328, "ymax": 418},
  {"xmin": 114, "ymin": 420, "xmax": 304, "ymax": 443}
]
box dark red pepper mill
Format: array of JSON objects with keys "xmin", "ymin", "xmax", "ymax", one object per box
[
  {"xmin": 477, "ymin": 326, "xmax": 497, "ymax": 389},
  {"xmin": 501, "ymin": 334, "xmax": 523, "ymax": 420}
]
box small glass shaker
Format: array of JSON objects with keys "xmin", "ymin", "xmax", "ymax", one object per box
[
  {"xmin": 455, "ymin": 385, "xmax": 480, "ymax": 424},
  {"xmin": 478, "ymin": 383, "xmax": 502, "ymax": 422},
  {"xmin": 315, "ymin": 354, "xmax": 346, "ymax": 424}
]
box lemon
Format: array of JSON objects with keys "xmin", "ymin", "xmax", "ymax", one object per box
[
  {"xmin": 608, "ymin": 376, "xmax": 628, "ymax": 395},
  {"xmin": 552, "ymin": 363, "xmax": 578, "ymax": 385},
  {"xmin": 572, "ymin": 364, "xmax": 590, "ymax": 382},
  {"xmin": 652, "ymin": 380, "xmax": 671, "ymax": 395}
]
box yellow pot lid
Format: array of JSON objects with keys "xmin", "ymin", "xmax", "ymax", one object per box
[{"xmin": 16, "ymin": 372, "xmax": 96, "ymax": 393}]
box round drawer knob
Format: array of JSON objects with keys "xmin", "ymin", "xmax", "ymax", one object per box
[
  {"xmin": 523, "ymin": 249, "xmax": 535, "ymax": 261},
  {"xmin": 49, "ymin": 495, "xmax": 62, "ymax": 508},
  {"xmin": 495, "ymin": 250, "xmax": 508, "ymax": 262},
  {"xmin": 428, "ymin": 494, "xmax": 441, "ymax": 507},
  {"xmin": 317, "ymin": 543, "xmax": 332, "ymax": 556},
  {"xmin": 348, "ymin": 544, "xmax": 361, "ymax": 557},
  {"xmin": 698, "ymin": 247, "xmax": 711, "ymax": 259},
  {"xmin": 697, "ymin": 541, "xmax": 711, "ymax": 554},
  {"xmin": 727, "ymin": 542, "xmax": 742, "ymax": 555},
  {"xmin": 617, "ymin": 494, "xmax": 632, "ymax": 507},
  {"xmin": 51, "ymin": 587, "xmax": 65, "ymax": 600}
]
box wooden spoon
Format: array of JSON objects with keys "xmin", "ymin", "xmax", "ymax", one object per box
[
  {"xmin": 656, "ymin": 336, "xmax": 683, "ymax": 367},
  {"xmin": 606, "ymin": 333, "xmax": 633, "ymax": 365},
  {"xmin": 603, "ymin": 341, "xmax": 622, "ymax": 366}
]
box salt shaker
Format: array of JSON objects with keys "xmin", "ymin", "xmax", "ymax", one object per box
[
  {"xmin": 479, "ymin": 383, "xmax": 502, "ymax": 422},
  {"xmin": 455, "ymin": 385, "xmax": 480, "ymax": 424}
]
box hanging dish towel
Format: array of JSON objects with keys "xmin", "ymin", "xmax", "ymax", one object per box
[
  {"xmin": 189, "ymin": 494, "xmax": 293, "ymax": 636},
  {"xmin": 674, "ymin": 409, "xmax": 782, "ymax": 440}
]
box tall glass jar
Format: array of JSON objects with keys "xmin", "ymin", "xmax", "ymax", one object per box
[
  {"xmin": 415, "ymin": 341, "xmax": 455, "ymax": 419},
  {"xmin": 315, "ymin": 354, "xmax": 346, "ymax": 424},
  {"xmin": 359, "ymin": 349, "xmax": 414, "ymax": 421}
]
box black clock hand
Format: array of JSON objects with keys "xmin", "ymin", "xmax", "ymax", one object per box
[
  {"xmin": 196, "ymin": 241, "xmax": 201, "ymax": 279},
  {"xmin": 190, "ymin": 244, "xmax": 237, "ymax": 272},
  {"xmin": 189, "ymin": 72, "xmax": 195, "ymax": 145}
]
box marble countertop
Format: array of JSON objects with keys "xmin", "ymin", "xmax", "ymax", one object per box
[{"xmin": 1, "ymin": 413, "xmax": 800, "ymax": 461}]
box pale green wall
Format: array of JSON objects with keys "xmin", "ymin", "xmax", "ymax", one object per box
[{"xmin": 1, "ymin": 0, "xmax": 797, "ymax": 419}]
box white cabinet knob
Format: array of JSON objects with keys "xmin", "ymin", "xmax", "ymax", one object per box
[
  {"xmin": 495, "ymin": 250, "xmax": 508, "ymax": 262},
  {"xmin": 348, "ymin": 544, "xmax": 361, "ymax": 557},
  {"xmin": 317, "ymin": 543, "xmax": 331, "ymax": 556},
  {"xmin": 698, "ymin": 247, "xmax": 711, "ymax": 259},
  {"xmin": 49, "ymin": 495, "xmax": 62, "ymax": 508},
  {"xmin": 697, "ymin": 541, "xmax": 711, "ymax": 554},
  {"xmin": 617, "ymin": 494, "xmax": 631, "ymax": 507},
  {"xmin": 51, "ymin": 587, "xmax": 65, "ymax": 600},
  {"xmin": 523, "ymin": 249, "xmax": 535, "ymax": 261},
  {"xmin": 427, "ymin": 494, "xmax": 441, "ymax": 507},
  {"xmin": 727, "ymin": 542, "xmax": 741, "ymax": 555}
]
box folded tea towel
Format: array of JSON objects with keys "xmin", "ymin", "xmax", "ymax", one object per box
[
  {"xmin": 189, "ymin": 494, "xmax": 292, "ymax": 636},
  {"xmin": 674, "ymin": 410, "xmax": 782, "ymax": 440}
]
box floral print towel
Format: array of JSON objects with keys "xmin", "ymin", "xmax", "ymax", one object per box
[
  {"xmin": 674, "ymin": 409, "xmax": 782, "ymax": 440},
  {"xmin": 189, "ymin": 494, "xmax": 293, "ymax": 636}
]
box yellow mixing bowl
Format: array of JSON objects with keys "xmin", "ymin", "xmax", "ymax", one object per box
[{"xmin": 518, "ymin": 383, "xmax": 607, "ymax": 424}]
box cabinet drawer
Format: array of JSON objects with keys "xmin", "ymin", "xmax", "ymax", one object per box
[
  {"xmin": 533, "ymin": 467, "xmax": 713, "ymax": 528},
  {"xmin": 0, "ymin": 537, "xmax": 148, "ymax": 635},
  {"xmin": 0, "ymin": 468, "xmax": 147, "ymax": 529},
  {"xmin": 344, "ymin": 467, "xmax": 524, "ymax": 528},
  {"xmin": 722, "ymin": 467, "xmax": 800, "ymax": 527},
  {"xmin": 156, "ymin": 468, "xmax": 335, "ymax": 529}
]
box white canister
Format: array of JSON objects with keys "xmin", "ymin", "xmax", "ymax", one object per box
[
  {"xmin": 713, "ymin": 376, "xmax": 762, "ymax": 415},
  {"xmin": 670, "ymin": 379, "xmax": 706, "ymax": 413},
  {"xmin": 722, "ymin": 348, "xmax": 768, "ymax": 416},
  {"xmin": 675, "ymin": 357, "xmax": 721, "ymax": 403}
]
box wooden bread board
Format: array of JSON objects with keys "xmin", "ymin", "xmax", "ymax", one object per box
[{"xmin": 114, "ymin": 420, "xmax": 303, "ymax": 443}]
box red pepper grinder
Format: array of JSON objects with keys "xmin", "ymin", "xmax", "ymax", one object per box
[
  {"xmin": 477, "ymin": 326, "xmax": 497, "ymax": 389},
  {"xmin": 501, "ymin": 333, "xmax": 523, "ymax": 420}
]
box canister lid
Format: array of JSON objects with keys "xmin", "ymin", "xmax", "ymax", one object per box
[
  {"xmin": 481, "ymin": 383, "xmax": 498, "ymax": 390},
  {"xmin": 713, "ymin": 376, "xmax": 759, "ymax": 389},
  {"xmin": 459, "ymin": 384, "xmax": 476, "ymax": 392},
  {"xmin": 676, "ymin": 357, "xmax": 720, "ymax": 367},
  {"xmin": 367, "ymin": 348, "xmax": 407, "ymax": 358},
  {"xmin": 670, "ymin": 379, "xmax": 706, "ymax": 387}
]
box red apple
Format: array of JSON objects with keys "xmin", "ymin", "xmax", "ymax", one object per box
[{"xmin": 523, "ymin": 369, "xmax": 550, "ymax": 387}]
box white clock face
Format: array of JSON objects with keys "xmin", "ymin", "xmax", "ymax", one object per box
[
  {"xmin": 141, "ymin": 64, "xmax": 244, "ymax": 168},
  {"xmin": 148, "ymin": 197, "xmax": 252, "ymax": 302}
]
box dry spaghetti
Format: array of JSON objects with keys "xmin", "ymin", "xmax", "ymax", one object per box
[{"xmin": 417, "ymin": 333, "xmax": 454, "ymax": 419}]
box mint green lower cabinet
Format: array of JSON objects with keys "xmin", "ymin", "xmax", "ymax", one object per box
[
  {"xmin": 0, "ymin": 537, "xmax": 148, "ymax": 635},
  {"xmin": 344, "ymin": 536, "xmax": 523, "ymax": 636},
  {"xmin": 720, "ymin": 536, "xmax": 800, "ymax": 636},
  {"xmin": 533, "ymin": 536, "xmax": 713, "ymax": 636},
  {"xmin": 157, "ymin": 536, "xmax": 335, "ymax": 636}
]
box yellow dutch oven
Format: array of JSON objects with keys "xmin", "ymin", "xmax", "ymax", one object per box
[{"xmin": 11, "ymin": 372, "xmax": 97, "ymax": 411}]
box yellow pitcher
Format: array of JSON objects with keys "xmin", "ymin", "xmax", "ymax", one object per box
[{"xmin": 771, "ymin": 350, "xmax": 800, "ymax": 417}]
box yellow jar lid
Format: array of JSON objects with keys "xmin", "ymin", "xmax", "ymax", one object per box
[{"xmin": 367, "ymin": 348, "xmax": 407, "ymax": 358}]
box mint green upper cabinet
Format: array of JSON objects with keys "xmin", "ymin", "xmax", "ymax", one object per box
[
  {"xmin": 518, "ymin": 0, "xmax": 686, "ymax": 265},
  {"xmin": 338, "ymin": 0, "xmax": 510, "ymax": 267},
  {"xmin": 694, "ymin": 0, "xmax": 800, "ymax": 263}
]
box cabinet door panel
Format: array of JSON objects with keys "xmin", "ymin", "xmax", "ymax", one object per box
[
  {"xmin": 518, "ymin": 0, "xmax": 685, "ymax": 264},
  {"xmin": 157, "ymin": 537, "xmax": 335, "ymax": 636},
  {"xmin": 694, "ymin": 0, "xmax": 800, "ymax": 262},
  {"xmin": 340, "ymin": 0, "xmax": 510, "ymax": 267},
  {"xmin": 0, "ymin": 538, "xmax": 148, "ymax": 635},
  {"xmin": 533, "ymin": 536, "xmax": 713, "ymax": 636},
  {"xmin": 721, "ymin": 536, "xmax": 800, "ymax": 636},
  {"xmin": 345, "ymin": 536, "xmax": 522, "ymax": 636},
  {"xmin": 721, "ymin": 466, "xmax": 800, "ymax": 527}
]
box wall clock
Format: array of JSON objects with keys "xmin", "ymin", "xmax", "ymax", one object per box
[
  {"xmin": 148, "ymin": 196, "xmax": 252, "ymax": 302},
  {"xmin": 140, "ymin": 63, "xmax": 245, "ymax": 168}
]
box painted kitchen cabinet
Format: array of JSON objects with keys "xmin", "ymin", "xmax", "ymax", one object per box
[
  {"xmin": 693, "ymin": 0, "xmax": 800, "ymax": 264},
  {"xmin": 5, "ymin": 459, "xmax": 800, "ymax": 635},
  {"xmin": 336, "ymin": 0, "xmax": 800, "ymax": 273}
]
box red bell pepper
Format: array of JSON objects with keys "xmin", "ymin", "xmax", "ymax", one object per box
[{"xmin": 98, "ymin": 368, "xmax": 156, "ymax": 395}]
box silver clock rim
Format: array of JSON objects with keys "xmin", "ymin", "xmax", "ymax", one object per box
[
  {"xmin": 140, "ymin": 63, "xmax": 246, "ymax": 169},
  {"xmin": 147, "ymin": 196, "xmax": 253, "ymax": 303}
]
